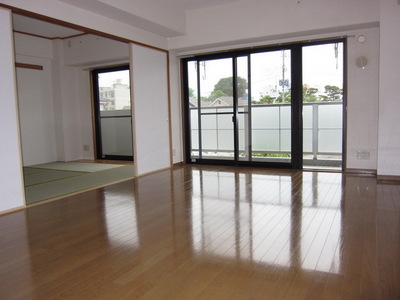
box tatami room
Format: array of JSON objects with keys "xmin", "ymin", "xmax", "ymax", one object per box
[
  {"xmin": 14, "ymin": 14, "xmax": 137, "ymax": 205},
  {"xmin": 0, "ymin": 0, "xmax": 399, "ymax": 299},
  {"xmin": 4, "ymin": 9, "xmax": 172, "ymax": 206}
]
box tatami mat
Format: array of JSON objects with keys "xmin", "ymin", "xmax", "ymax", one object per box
[
  {"xmin": 23, "ymin": 162, "xmax": 134, "ymax": 204},
  {"xmin": 29, "ymin": 162, "xmax": 122, "ymax": 172},
  {"xmin": 24, "ymin": 169, "xmax": 85, "ymax": 187}
]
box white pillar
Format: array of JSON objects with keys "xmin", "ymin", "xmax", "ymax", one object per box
[
  {"xmin": 130, "ymin": 43, "xmax": 171, "ymax": 176},
  {"xmin": 377, "ymin": 0, "xmax": 400, "ymax": 177},
  {"xmin": 0, "ymin": 8, "xmax": 25, "ymax": 212}
]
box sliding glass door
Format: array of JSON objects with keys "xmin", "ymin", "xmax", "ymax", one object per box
[
  {"xmin": 186, "ymin": 50, "xmax": 293, "ymax": 166},
  {"xmin": 302, "ymin": 43, "xmax": 344, "ymax": 170},
  {"xmin": 237, "ymin": 56, "xmax": 250, "ymax": 161},
  {"xmin": 188, "ymin": 58, "xmax": 235, "ymax": 160},
  {"xmin": 249, "ymin": 50, "xmax": 292, "ymax": 164},
  {"xmin": 92, "ymin": 65, "xmax": 133, "ymax": 161},
  {"xmin": 184, "ymin": 39, "xmax": 345, "ymax": 170}
]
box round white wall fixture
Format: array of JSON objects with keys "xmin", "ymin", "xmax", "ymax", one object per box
[
  {"xmin": 357, "ymin": 35, "xmax": 366, "ymax": 43},
  {"xmin": 356, "ymin": 56, "xmax": 368, "ymax": 69}
]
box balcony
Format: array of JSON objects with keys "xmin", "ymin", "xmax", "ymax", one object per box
[{"xmin": 190, "ymin": 101, "xmax": 342, "ymax": 169}]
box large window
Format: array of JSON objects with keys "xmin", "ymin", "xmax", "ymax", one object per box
[
  {"xmin": 92, "ymin": 65, "xmax": 133, "ymax": 161},
  {"xmin": 302, "ymin": 43, "xmax": 344, "ymax": 169},
  {"xmin": 183, "ymin": 40, "xmax": 345, "ymax": 170}
]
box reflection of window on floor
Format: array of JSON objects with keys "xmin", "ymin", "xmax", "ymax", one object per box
[
  {"xmin": 105, "ymin": 191, "xmax": 139, "ymax": 248},
  {"xmin": 190, "ymin": 170, "xmax": 342, "ymax": 274}
]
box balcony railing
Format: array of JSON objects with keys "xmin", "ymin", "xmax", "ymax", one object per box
[{"xmin": 190, "ymin": 101, "xmax": 342, "ymax": 165}]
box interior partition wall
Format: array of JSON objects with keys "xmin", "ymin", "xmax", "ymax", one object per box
[
  {"xmin": 183, "ymin": 39, "xmax": 345, "ymax": 170},
  {"xmin": 130, "ymin": 43, "xmax": 171, "ymax": 177},
  {"xmin": 0, "ymin": 8, "xmax": 26, "ymax": 211}
]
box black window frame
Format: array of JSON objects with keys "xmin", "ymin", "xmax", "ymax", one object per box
[{"xmin": 181, "ymin": 38, "xmax": 346, "ymax": 170}]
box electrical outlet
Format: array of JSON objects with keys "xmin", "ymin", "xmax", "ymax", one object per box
[
  {"xmin": 83, "ymin": 145, "xmax": 90, "ymax": 151},
  {"xmin": 357, "ymin": 150, "xmax": 370, "ymax": 160}
]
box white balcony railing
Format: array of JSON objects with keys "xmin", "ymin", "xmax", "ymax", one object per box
[{"xmin": 190, "ymin": 101, "xmax": 342, "ymax": 162}]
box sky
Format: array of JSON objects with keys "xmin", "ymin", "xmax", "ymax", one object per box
[
  {"xmin": 96, "ymin": 42, "xmax": 344, "ymax": 100},
  {"xmin": 187, "ymin": 42, "xmax": 344, "ymax": 100},
  {"xmin": 98, "ymin": 69, "xmax": 130, "ymax": 87}
]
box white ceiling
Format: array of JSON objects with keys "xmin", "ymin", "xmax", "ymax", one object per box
[
  {"xmin": 12, "ymin": 0, "xmax": 244, "ymax": 39},
  {"xmin": 13, "ymin": 14, "xmax": 84, "ymax": 39},
  {"xmin": 155, "ymin": 0, "xmax": 244, "ymax": 11}
]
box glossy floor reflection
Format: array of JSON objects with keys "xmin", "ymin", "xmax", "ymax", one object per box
[
  {"xmin": 0, "ymin": 165, "xmax": 399, "ymax": 299},
  {"xmin": 190, "ymin": 170, "xmax": 342, "ymax": 276}
]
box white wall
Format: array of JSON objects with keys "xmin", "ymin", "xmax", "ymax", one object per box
[
  {"xmin": 62, "ymin": 34, "xmax": 132, "ymax": 161},
  {"xmin": 0, "ymin": 8, "xmax": 25, "ymax": 211},
  {"xmin": 63, "ymin": 34, "xmax": 129, "ymax": 66},
  {"xmin": 169, "ymin": 27, "xmax": 381, "ymax": 170},
  {"xmin": 15, "ymin": 34, "xmax": 86, "ymax": 165},
  {"xmin": 14, "ymin": 33, "xmax": 57, "ymax": 166},
  {"xmin": 14, "ymin": 31, "xmax": 132, "ymax": 165},
  {"xmin": 167, "ymin": 0, "xmax": 382, "ymax": 171},
  {"xmin": 169, "ymin": 0, "xmax": 379, "ymax": 51},
  {"xmin": 76, "ymin": 69, "xmax": 95, "ymax": 160},
  {"xmin": 377, "ymin": 0, "xmax": 400, "ymax": 177},
  {"xmin": 0, "ymin": 0, "xmax": 168, "ymax": 49},
  {"xmin": 46, "ymin": 39, "xmax": 80, "ymax": 162},
  {"xmin": 61, "ymin": 35, "xmax": 131, "ymax": 161},
  {"xmin": 89, "ymin": 0, "xmax": 186, "ymax": 37},
  {"xmin": 16, "ymin": 63, "xmax": 58, "ymax": 165},
  {"xmin": 131, "ymin": 44, "xmax": 171, "ymax": 176},
  {"xmin": 346, "ymin": 27, "xmax": 380, "ymax": 170},
  {"xmin": 169, "ymin": 50, "xmax": 183, "ymax": 164},
  {"xmin": 14, "ymin": 31, "xmax": 53, "ymax": 58}
]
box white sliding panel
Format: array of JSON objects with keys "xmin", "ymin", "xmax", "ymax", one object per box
[
  {"xmin": 130, "ymin": 44, "xmax": 171, "ymax": 176},
  {"xmin": 0, "ymin": 8, "xmax": 25, "ymax": 212}
]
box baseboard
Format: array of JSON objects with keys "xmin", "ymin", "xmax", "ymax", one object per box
[
  {"xmin": 377, "ymin": 174, "xmax": 400, "ymax": 184},
  {"xmin": 0, "ymin": 205, "xmax": 25, "ymax": 216},
  {"xmin": 345, "ymin": 168, "xmax": 377, "ymax": 176},
  {"xmin": 135, "ymin": 166, "xmax": 172, "ymax": 178},
  {"xmin": 173, "ymin": 162, "xmax": 184, "ymax": 167}
]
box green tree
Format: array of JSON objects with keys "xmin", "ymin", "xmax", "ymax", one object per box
[
  {"xmin": 319, "ymin": 95, "xmax": 329, "ymax": 101},
  {"xmin": 188, "ymin": 88, "xmax": 196, "ymax": 98},
  {"xmin": 211, "ymin": 76, "xmax": 248, "ymax": 99},
  {"xmin": 208, "ymin": 90, "xmax": 228, "ymax": 102},
  {"xmin": 323, "ymin": 85, "xmax": 342, "ymax": 101},
  {"xmin": 259, "ymin": 95, "xmax": 275, "ymax": 104},
  {"xmin": 276, "ymin": 90, "xmax": 291, "ymax": 103},
  {"xmin": 303, "ymin": 85, "xmax": 318, "ymax": 102}
]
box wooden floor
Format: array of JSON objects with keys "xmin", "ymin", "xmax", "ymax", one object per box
[{"xmin": 1, "ymin": 165, "xmax": 399, "ymax": 299}]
